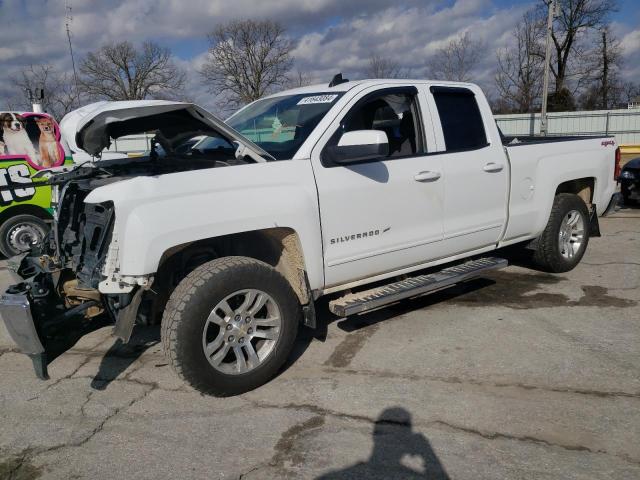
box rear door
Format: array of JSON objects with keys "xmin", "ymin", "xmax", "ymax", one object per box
[
  {"xmin": 310, "ymin": 85, "xmax": 446, "ymax": 287},
  {"xmin": 426, "ymin": 86, "xmax": 509, "ymax": 254}
]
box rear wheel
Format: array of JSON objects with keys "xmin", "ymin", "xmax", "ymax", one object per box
[
  {"xmin": 532, "ymin": 193, "xmax": 590, "ymax": 273},
  {"xmin": 161, "ymin": 256, "xmax": 300, "ymax": 396},
  {"xmin": 0, "ymin": 214, "xmax": 49, "ymax": 258}
]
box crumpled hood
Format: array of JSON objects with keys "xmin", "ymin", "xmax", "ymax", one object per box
[{"xmin": 59, "ymin": 100, "xmax": 270, "ymax": 161}]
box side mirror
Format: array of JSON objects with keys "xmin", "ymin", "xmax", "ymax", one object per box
[{"xmin": 326, "ymin": 130, "xmax": 389, "ymax": 164}]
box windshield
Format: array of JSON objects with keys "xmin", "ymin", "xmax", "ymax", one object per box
[{"xmin": 226, "ymin": 93, "xmax": 343, "ymax": 160}]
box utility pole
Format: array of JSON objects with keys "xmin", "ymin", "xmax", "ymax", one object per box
[
  {"xmin": 540, "ymin": 0, "xmax": 558, "ymax": 136},
  {"xmin": 65, "ymin": 1, "xmax": 80, "ymax": 94}
]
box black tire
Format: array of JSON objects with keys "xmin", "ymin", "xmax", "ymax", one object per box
[
  {"xmin": 621, "ymin": 184, "xmax": 636, "ymax": 206},
  {"xmin": 161, "ymin": 256, "xmax": 300, "ymax": 396},
  {"xmin": 0, "ymin": 214, "xmax": 49, "ymax": 258},
  {"xmin": 532, "ymin": 193, "xmax": 590, "ymax": 273}
]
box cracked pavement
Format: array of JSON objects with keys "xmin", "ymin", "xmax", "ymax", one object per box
[{"xmin": 1, "ymin": 209, "xmax": 639, "ymax": 479}]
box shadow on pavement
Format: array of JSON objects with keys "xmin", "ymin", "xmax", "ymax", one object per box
[
  {"xmin": 275, "ymin": 276, "xmax": 496, "ymax": 378},
  {"xmin": 90, "ymin": 325, "xmax": 160, "ymax": 390},
  {"xmin": 317, "ymin": 407, "xmax": 450, "ymax": 479},
  {"xmin": 44, "ymin": 314, "xmax": 113, "ymax": 365}
]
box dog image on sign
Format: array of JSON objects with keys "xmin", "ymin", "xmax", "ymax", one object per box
[{"xmin": 0, "ymin": 112, "xmax": 65, "ymax": 169}]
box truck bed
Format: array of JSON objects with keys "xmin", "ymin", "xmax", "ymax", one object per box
[
  {"xmin": 501, "ymin": 135, "xmax": 617, "ymax": 246},
  {"xmin": 501, "ymin": 134, "xmax": 610, "ymax": 146}
]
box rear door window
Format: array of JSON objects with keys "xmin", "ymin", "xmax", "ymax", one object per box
[{"xmin": 430, "ymin": 87, "xmax": 487, "ymax": 151}]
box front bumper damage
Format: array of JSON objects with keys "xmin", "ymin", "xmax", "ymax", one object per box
[
  {"xmin": 0, "ymin": 181, "xmax": 154, "ymax": 379},
  {"xmin": 0, "ymin": 257, "xmax": 99, "ymax": 380},
  {"xmin": 0, "ymin": 252, "xmax": 148, "ymax": 380},
  {"xmin": 0, "ymin": 258, "xmax": 51, "ymax": 378},
  {"xmin": 0, "ymin": 289, "xmax": 48, "ymax": 379}
]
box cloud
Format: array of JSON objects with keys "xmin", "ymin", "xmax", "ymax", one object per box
[
  {"xmin": 620, "ymin": 28, "xmax": 640, "ymax": 80},
  {"xmin": 621, "ymin": 29, "xmax": 640, "ymax": 53},
  {"xmin": 291, "ymin": 1, "xmax": 528, "ymax": 93},
  {"xmin": 172, "ymin": 52, "xmax": 211, "ymax": 107},
  {"xmin": 1, "ymin": 0, "xmax": 430, "ymax": 109},
  {"xmin": 0, "ymin": 0, "xmax": 637, "ymax": 114}
]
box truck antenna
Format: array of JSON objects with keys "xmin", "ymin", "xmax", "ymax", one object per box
[{"xmin": 329, "ymin": 73, "xmax": 349, "ymax": 87}]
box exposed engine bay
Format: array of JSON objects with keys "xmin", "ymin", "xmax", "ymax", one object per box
[
  {"xmin": 46, "ymin": 144, "xmax": 253, "ymax": 283},
  {"xmin": 3, "ymin": 142, "xmax": 254, "ymax": 380},
  {"xmin": 0, "ymin": 100, "xmax": 272, "ymax": 379}
]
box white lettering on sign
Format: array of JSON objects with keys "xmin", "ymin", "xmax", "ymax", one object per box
[
  {"xmin": 0, "ymin": 164, "xmax": 37, "ymax": 204},
  {"xmin": 297, "ymin": 94, "xmax": 339, "ymax": 105}
]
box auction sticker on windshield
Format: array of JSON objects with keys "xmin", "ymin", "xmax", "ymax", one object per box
[{"xmin": 297, "ymin": 94, "xmax": 339, "ymax": 105}]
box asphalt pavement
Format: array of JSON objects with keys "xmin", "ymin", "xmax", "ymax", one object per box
[{"xmin": 1, "ymin": 208, "xmax": 639, "ymax": 479}]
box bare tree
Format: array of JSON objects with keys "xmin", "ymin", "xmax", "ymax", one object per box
[
  {"xmin": 287, "ymin": 69, "xmax": 313, "ymax": 88},
  {"xmin": 495, "ymin": 11, "xmax": 545, "ymax": 113},
  {"xmin": 546, "ymin": 0, "xmax": 618, "ymax": 96},
  {"xmin": 492, "ymin": 0, "xmax": 618, "ymax": 112},
  {"xmin": 622, "ymin": 81, "xmax": 640, "ymax": 106},
  {"xmin": 80, "ymin": 41, "xmax": 186, "ymax": 101},
  {"xmin": 597, "ymin": 26, "xmax": 622, "ymax": 108},
  {"xmin": 9, "ymin": 64, "xmax": 81, "ymax": 119},
  {"xmin": 2, "ymin": 96, "xmax": 22, "ymax": 112},
  {"xmin": 366, "ymin": 53, "xmax": 405, "ymax": 79},
  {"xmin": 428, "ymin": 32, "xmax": 485, "ymax": 82},
  {"xmin": 200, "ymin": 19, "xmax": 294, "ymax": 108},
  {"xmin": 489, "ymin": 95, "xmax": 516, "ymax": 114}
]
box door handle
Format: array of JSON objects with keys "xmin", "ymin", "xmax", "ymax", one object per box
[
  {"xmin": 414, "ymin": 171, "xmax": 441, "ymax": 182},
  {"xmin": 483, "ymin": 162, "xmax": 504, "ymax": 173}
]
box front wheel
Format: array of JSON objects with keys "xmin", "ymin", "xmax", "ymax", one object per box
[
  {"xmin": 0, "ymin": 214, "xmax": 49, "ymax": 258},
  {"xmin": 161, "ymin": 256, "xmax": 300, "ymax": 396},
  {"xmin": 532, "ymin": 193, "xmax": 590, "ymax": 273}
]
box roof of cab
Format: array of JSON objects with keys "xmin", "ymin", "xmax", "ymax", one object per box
[{"xmin": 264, "ymin": 78, "xmax": 479, "ymax": 99}]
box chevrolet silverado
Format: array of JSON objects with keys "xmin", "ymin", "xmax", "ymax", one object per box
[{"xmin": 0, "ymin": 76, "xmax": 621, "ymax": 395}]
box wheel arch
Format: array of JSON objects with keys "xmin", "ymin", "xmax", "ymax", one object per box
[
  {"xmin": 529, "ymin": 176, "xmax": 596, "ymax": 238},
  {"xmin": 156, "ymin": 227, "xmax": 311, "ymax": 306},
  {"xmin": 555, "ymin": 177, "xmax": 595, "ymax": 208},
  {"xmin": 0, "ymin": 204, "xmax": 52, "ymax": 226}
]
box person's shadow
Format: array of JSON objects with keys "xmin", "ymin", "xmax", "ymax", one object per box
[{"xmin": 317, "ymin": 407, "xmax": 450, "ymax": 479}]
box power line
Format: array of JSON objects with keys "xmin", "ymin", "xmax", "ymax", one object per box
[{"xmin": 65, "ymin": 0, "xmax": 80, "ymax": 93}]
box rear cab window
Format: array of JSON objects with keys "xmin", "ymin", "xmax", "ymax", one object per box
[{"xmin": 430, "ymin": 86, "xmax": 487, "ymax": 152}]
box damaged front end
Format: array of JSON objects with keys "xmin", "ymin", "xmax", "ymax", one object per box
[
  {"xmin": 0, "ymin": 181, "xmax": 149, "ymax": 380},
  {"xmin": 0, "ymin": 100, "xmax": 270, "ymax": 379},
  {"xmin": 0, "ymin": 261, "xmax": 103, "ymax": 380}
]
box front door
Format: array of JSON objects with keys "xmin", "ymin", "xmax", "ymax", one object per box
[{"xmin": 311, "ymin": 86, "xmax": 446, "ymax": 287}]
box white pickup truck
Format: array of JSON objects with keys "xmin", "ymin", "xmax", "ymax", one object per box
[{"xmin": 0, "ymin": 77, "xmax": 621, "ymax": 395}]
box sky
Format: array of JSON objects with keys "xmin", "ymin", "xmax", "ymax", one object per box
[{"xmin": 0, "ymin": 0, "xmax": 639, "ymax": 113}]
